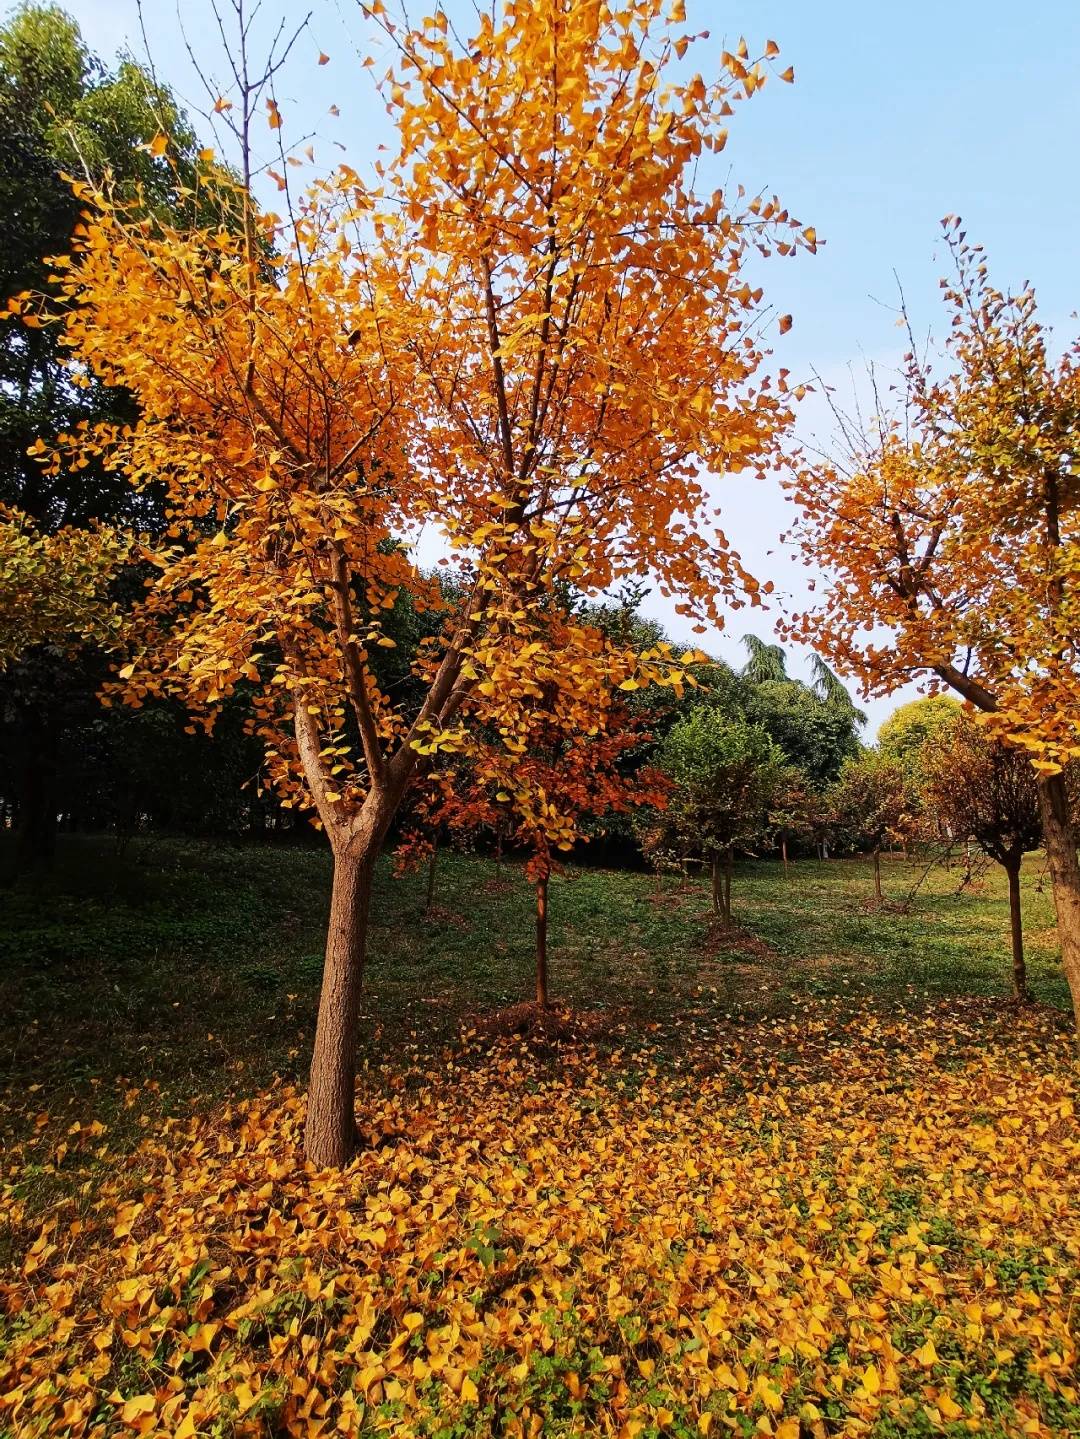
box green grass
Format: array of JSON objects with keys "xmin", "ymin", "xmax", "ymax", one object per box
[{"xmin": 0, "ymin": 836, "xmax": 1069, "ymax": 1123}]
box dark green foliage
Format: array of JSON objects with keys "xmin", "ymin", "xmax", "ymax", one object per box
[
  {"xmin": 0, "ymin": 6, "xmax": 227, "ymax": 867},
  {"xmin": 643, "ymin": 708, "xmax": 793, "ymax": 917},
  {"xmin": 744, "ymin": 678, "xmax": 862, "ymax": 788},
  {"xmin": 0, "ymin": 2, "xmax": 204, "ymax": 529},
  {"xmin": 740, "ymin": 633, "xmax": 788, "ymax": 685}
]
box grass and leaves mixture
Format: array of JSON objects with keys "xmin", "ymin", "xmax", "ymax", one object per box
[{"xmin": 1, "ymin": 840, "xmax": 1077, "ymax": 1437}]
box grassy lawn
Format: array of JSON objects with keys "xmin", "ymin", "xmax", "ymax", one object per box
[
  {"xmin": 0, "ymin": 838, "xmax": 1070, "ymax": 1109},
  {"xmin": 1, "ymin": 839, "xmax": 1077, "ymax": 1438}
]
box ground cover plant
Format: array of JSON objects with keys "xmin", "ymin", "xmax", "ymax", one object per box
[{"xmin": 1, "ymin": 841, "xmax": 1077, "ymax": 1438}]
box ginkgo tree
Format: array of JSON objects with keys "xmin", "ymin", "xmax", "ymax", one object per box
[
  {"xmin": 787, "ymin": 222, "xmax": 1080, "ymax": 1033},
  {"xmin": 28, "ymin": 0, "xmax": 809, "ymax": 1163}
]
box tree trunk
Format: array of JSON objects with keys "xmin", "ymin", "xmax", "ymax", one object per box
[
  {"xmin": 873, "ymin": 847, "xmax": 882, "ymax": 902},
  {"xmin": 495, "ymin": 826, "xmax": 503, "ymax": 877},
  {"xmin": 1036, "ymin": 772, "xmax": 1080, "ymax": 1033},
  {"xmin": 535, "ymin": 874, "xmax": 549, "ymax": 1008},
  {"xmin": 15, "ymin": 713, "xmax": 59, "ymax": 872},
  {"xmin": 305, "ymin": 845, "xmax": 375, "ymax": 1167},
  {"xmin": 425, "ymin": 843, "xmax": 438, "ymax": 912},
  {"xmin": 710, "ymin": 856, "xmax": 723, "ymax": 918},
  {"xmin": 724, "ymin": 844, "xmax": 734, "ymax": 925},
  {"xmin": 781, "ymin": 836, "xmax": 789, "ymax": 874},
  {"xmin": 1003, "ymin": 856, "xmax": 1029, "ymax": 1004}
]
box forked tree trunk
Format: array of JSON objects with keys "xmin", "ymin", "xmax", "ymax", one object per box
[
  {"xmin": 535, "ymin": 874, "xmax": 549, "ymax": 1008},
  {"xmin": 872, "ymin": 847, "xmax": 882, "ymax": 903},
  {"xmin": 306, "ymin": 843, "xmax": 376, "ymax": 1167},
  {"xmin": 711, "ymin": 850, "xmax": 733, "ymax": 924},
  {"xmin": 1003, "ymin": 855, "xmax": 1029, "ymax": 1004},
  {"xmin": 1036, "ymin": 772, "xmax": 1080, "ymax": 1034}
]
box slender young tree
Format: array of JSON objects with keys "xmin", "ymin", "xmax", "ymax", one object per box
[
  {"xmin": 30, "ymin": 0, "xmax": 808, "ymax": 1163},
  {"xmin": 827, "ymin": 752, "xmax": 910, "ymax": 903},
  {"xmin": 920, "ymin": 714, "xmax": 1042, "ymax": 1002},
  {"xmin": 787, "ymin": 222, "xmax": 1080, "ymax": 1031},
  {"xmin": 399, "ymin": 694, "xmax": 667, "ymax": 1008},
  {"xmin": 767, "ymin": 766, "xmax": 820, "ymax": 872}
]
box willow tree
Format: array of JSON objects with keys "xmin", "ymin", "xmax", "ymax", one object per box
[
  {"xmin": 30, "ymin": 0, "xmax": 808, "ymax": 1163},
  {"xmin": 787, "ymin": 221, "xmax": 1080, "ymax": 1032}
]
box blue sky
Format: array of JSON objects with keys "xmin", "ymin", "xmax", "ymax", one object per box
[{"xmin": 54, "ymin": 0, "xmax": 1080, "ymax": 735}]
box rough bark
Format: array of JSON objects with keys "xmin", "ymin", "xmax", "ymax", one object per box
[
  {"xmin": 535, "ymin": 874, "xmax": 549, "ymax": 1008},
  {"xmin": 305, "ymin": 842, "xmax": 375, "ymax": 1167},
  {"xmin": 872, "ymin": 847, "xmax": 882, "ymax": 903},
  {"xmin": 710, "ymin": 856, "xmax": 722, "ymax": 919},
  {"xmin": 1003, "ymin": 855, "xmax": 1029, "ymax": 1004},
  {"xmin": 724, "ymin": 844, "xmax": 734, "ymax": 924},
  {"xmin": 1036, "ymin": 772, "xmax": 1080, "ymax": 1033}
]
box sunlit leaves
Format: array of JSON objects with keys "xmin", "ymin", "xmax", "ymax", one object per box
[
  {"xmin": 0, "ymin": 505, "xmax": 131, "ymax": 669},
  {"xmin": 43, "ymin": 0, "xmax": 807, "ymax": 847},
  {"xmin": 785, "ymin": 222, "xmax": 1080, "ymax": 775}
]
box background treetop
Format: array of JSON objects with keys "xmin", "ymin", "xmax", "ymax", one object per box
[{"xmin": 785, "ymin": 221, "xmax": 1080, "ymax": 774}]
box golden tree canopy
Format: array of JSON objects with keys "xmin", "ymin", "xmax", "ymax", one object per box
[
  {"xmin": 23, "ymin": 0, "xmax": 808, "ymax": 830},
  {"xmin": 786, "ymin": 220, "xmax": 1080, "ymax": 773}
]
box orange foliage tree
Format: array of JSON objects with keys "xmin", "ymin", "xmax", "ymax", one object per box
[
  {"xmin": 400, "ymin": 686, "xmax": 668, "ymax": 1009},
  {"xmin": 29, "ymin": 0, "xmax": 809, "ymax": 1162},
  {"xmin": 786, "ymin": 221, "xmax": 1080, "ymax": 1033},
  {"xmin": 919, "ymin": 712, "xmax": 1043, "ymax": 1003}
]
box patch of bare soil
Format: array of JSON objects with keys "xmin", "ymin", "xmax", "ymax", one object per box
[
  {"xmin": 465, "ymin": 1002, "xmax": 616, "ymax": 1049},
  {"xmin": 424, "ymin": 904, "xmax": 470, "ymax": 928},
  {"xmin": 853, "ymin": 898, "xmax": 910, "ymax": 916},
  {"xmin": 647, "ymin": 881, "xmax": 699, "ymax": 909},
  {"xmin": 481, "ymin": 877, "xmax": 515, "ymax": 896},
  {"xmin": 700, "ymin": 918, "xmax": 780, "ymax": 964}
]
